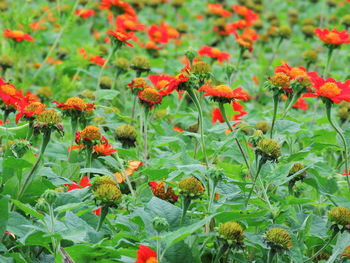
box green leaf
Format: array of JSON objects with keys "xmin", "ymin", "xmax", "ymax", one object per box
[
  {"xmin": 11, "ymin": 199, "xmax": 44, "ymax": 220},
  {"xmin": 0, "ymin": 195, "xmax": 9, "ymax": 236}
]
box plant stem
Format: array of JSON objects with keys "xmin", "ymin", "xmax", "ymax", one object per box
[
  {"xmin": 16, "ymin": 131, "xmax": 51, "ymax": 202},
  {"xmin": 281, "ymin": 92, "xmax": 300, "ymax": 118},
  {"xmin": 85, "ymin": 147, "xmax": 93, "ymax": 178},
  {"xmin": 218, "ymin": 103, "xmax": 252, "ymax": 178},
  {"xmin": 187, "ymin": 89, "xmax": 209, "ymax": 167},
  {"xmin": 179, "ymin": 197, "xmax": 191, "ymax": 225},
  {"xmin": 113, "ymin": 152, "xmax": 135, "ymax": 198},
  {"xmin": 306, "ymin": 230, "xmax": 338, "ymax": 262},
  {"xmin": 325, "ymin": 101, "xmax": 350, "ymax": 191},
  {"xmin": 267, "ymin": 249, "xmax": 275, "ymax": 263},
  {"xmin": 323, "ymin": 47, "xmax": 334, "ymax": 78},
  {"xmin": 270, "ymin": 93, "xmax": 279, "ymax": 139},
  {"xmin": 96, "ymin": 206, "xmax": 109, "ymax": 231},
  {"xmin": 143, "ymin": 106, "xmax": 149, "ymax": 161},
  {"xmin": 245, "ymin": 158, "xmax": 264, "ymax": 207},
  {"xmin": 96, "ymin": 49, "xmax": 115, "ymax": 89},
  {"xmin": 67, "ymin": 118, "xmax": 78, "ymax": 162}
]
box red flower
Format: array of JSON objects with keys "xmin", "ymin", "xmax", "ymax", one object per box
[
  {"xmin": 148, "ymin": 24, "xmax": 169, "ymax": 44},
  {"xmin": 0, "ymin": 79, "xmax": 24, "ymax": 108},
  {"xmin": 148, "ymin": 74, "xmax": 175, "ymax": 95},
  {"xmin": 293, "ymin": 97, "xmax": 308, "ymax": 111},
  {"xmin": 53, "ymin": 97, "xmax": 95, "ymax": 111},
  {"xmin": 212, "ymin": 107, "xmax": 224, "ymax": 124},
  {"xmin": 232, "ymin": 101, "xmax": 247, "ymax": 121},
  {"xmin": 173, "ymin": 126, "xmax": 184, "ymax": 132},
  {"xmin": 135, "ymin": 245, "xmax": 158, "ymax": 263},
  {"xmin": 314, "ymin": 28, "xmax": 350, "ymax": 46},
  {"xmin": 275, "ymin": 63, "xmax": 308, "ymax": 80},
  {"xmin": 234, "ymin": 28, "xmax": 259, "ymax": 52},
  {"xmin": 200, "ymin": 84, "xmax": 249, "ymax": 103},
  {"xmin": 116, "ymin": 14, "xmax": 145, "ymax": 31},
  {"xmin": 148, "ymin": 181, "xmax": 178, "ymax": 203},
  {"xmin": 4, "ymin": 29, "xmax": 34, "ymax": 42},
  {"xmin": 90, "ymin": 55, "xmax": 107, "ymax": 66},
  {"xmin": 15, "ymin": 101, "xmax": 46, "ymax": 123},
  {"xmin": 305, "ymin": 73, "xmax": 350, "ymax": 103},
  {"xmin": 208, "ymin": 3, "xmax": 232, "ymax": 17},
  {"xmin": 198, "ymin": 46, "xmax": 230, "ymax": 62},
  {"xmin": 75, "ymin": 9, "xmax": 95, "ymax": 19},
  {"xmin": 93, "ymin": 141, "xmax": 117, "ymax": 156},
  {"xmin": 232, "ymin": 5, "xmax": 259, "ymax": 26},
  {"xmin": 107, "ymin": 29, "xmax": 134, "ymax": 47}
]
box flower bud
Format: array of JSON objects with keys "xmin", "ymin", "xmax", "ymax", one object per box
[
  {"xmin": 35, "ymin": 197, "xmax": 48, "ymax": 212},
  {"xmin": 92, "ymin": 176, "xmax": 122, "ymax": 206},
  {"xmin": 254, "ymin": 121, "xmax": 270, "ymax": 134},
  {"xmin": 100, "ymin": 76, "xmax": 113, "ymax": 89},
  {"xmin": 178, "ymin": 177, "xmax": 204, "ymax": 199},
  {"xmin": 152, "ymin": 217, "xmax": 169, "ymax": 232},
  {"xmin": 218, "ymin": 221, "xmax": 244, "ymax": 245},
  {"xmin": 277, "ymin": 25, "xmax": 292, "ymax": 39},
  {"xmin": 185, "ymin": 49, "xmax": 197, "ymax": 65},
  {"xmin": 42, "ymin": 189, "xmax": 58, "ymax": 204},
  {"xmin": 131, "ymin": 56, "xmax": 151, "ymax": 74},
  {"xmin": 328, "ymin": 207, "xmax": 350, "ymax": 226},
  {"xmin": 256, "ymin": 138, "xmax": 281, "ymax": 162},
  {"xmin": 115, "ymin": 124, "xmax": 137, "ymax": 148},
  {"xmin": 265, "ymin": 228, "xmax": 292, "ymax": 250}
]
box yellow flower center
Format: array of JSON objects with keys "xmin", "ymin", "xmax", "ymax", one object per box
[
  {"xmin": 215, "ymin": 85, "xmax": 232, "ymax": 93},
  {"xmin": 319, "ymin": 82, "xmax": 341, "ymax": 97},
  {"xmin": 146, "ymin": 257, "xmax": 158, "ymax": 263},
  {"xmin": 11, "ymin": 30, "xmax": 25, "ymax": 38},
  {"xmin": 65, "ymin": 97, "xmax": 86, "ymax": 109},
  {"xmin": 270, "ymin": 73, "xmax": 290, "ymax": 87},
  {"xmin": 140, "ymin": 87, "xmax": 161, "ymax": 102},
  {"xmin": 325, "ymin": 32, "xmax": 341, "ymax": 43},
  {"xmin": 24, "ymin": 102, "xmax": 45, "ymax": 113},
  {"xmin": 157, "ymin": 80, "xmax": 169, "ymax": 90},
  {"xmin": 80, "ymin": 125, "xmax": 102, "ymax": 140},
  {"xmin": 211, "ymin": 48, "xmax": 221, "ymax": 55},
  {"xmin": 0, "ymin": 84, "xmax": 16, "ymax": 95},
  {"xmin": 289, "ymin": 68, "xmax": 306, "ymax": 79},
  {"xmin": 36, "ymin": 109, "xmax": 62, "ymax": 124}
]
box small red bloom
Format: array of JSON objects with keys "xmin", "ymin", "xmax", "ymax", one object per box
[
  {"xmin": 148, "ymin": 74, "xmax": 175, "ymax": 95},
  {"xmin": 75, "ymin": 9, "xmax": 95, "ymax": 19},
  {"xmin": 93, "ymin": 141, "xmax": 117, "ymax": 156},
  {"xmin": 107, "ymin": 29, "xmax": 134, "ymax": 47},
  {"xmin": 212, "ymin": 107, "xmax": 224, "ymax": 124},
  {"xmin": 4, "ymin": 29, "xmax": 34, "ymax": 42},
  {"xmin": 53, "ymin": 97, "xmax": 95, "ymax": 111},
  {"xmin": 138, "ymin": 87, "xmax": 162, "ymax": 107},
  {"xmin": 208, "ymin": 3, "xmax": 232, "ymax": 17},
  {"xmin": 116, "ymin": 14, "xmax": 145, "ymax": 31},
  {"xmin": 314, "ymin": 28, "xmax": 350, "ymax": 46},
  {"xmin": 148, "ymin": 24, "xmax": 169, "ymax": 44},
  {"xmin": 135, "ymin": 245, "xmax": 158, "ymax": 263},
  {"xmin": 200, "ymin": 84, "xmax": 249, "ymax": 103},
  {"xmin": 198, "ymin": 46, "xmax": 230, "ymax": 62}
]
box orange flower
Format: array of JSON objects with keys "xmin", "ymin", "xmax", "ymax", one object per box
[
  {"xmin": 234, "ymin": 28, "xmax": 259, "ymax": 52},
  {"xmin": 135, "ymin": 245, "xmax": 158, "ymax": 263},
  {"xmin": 107, "ymin": 29, "xmax": 134, "ymax": 47},
  {"xmin": 138, "ymin": 87, "xmax": 162, "ymax": 107},
  {"xmin": 75, "ymin": 9, "xmax": 95, "ymax": 19},
  {"xmin": 148, "ymin": 74, "xmax": 175, "ymax": 95},
  {"xmin": 15, "ymin": 101, "xmax": 46, "ymax": 123},
  {"xmin": 53, "ymin": 97, "xmax": 95, "ymax": 111},
  {"xmin": 75, "ymin": 126, "xmax": 102, "ymax": 144},
  {"xmin": 148, "ymin": 24, "xmax": 169, "ymax": 44},
  {"xmin": 200, "ymin": 84, "xmax": 249, "ymax": 103},
  {"xmin": 0, "ymin": 79, "xmax": 24, "ymax": 108},
  {"xmin": 208, "ymin": 3, "xmax": 232, "ymax": 17},
  {"xmin": 116, "ymin": 14, "xmax": 145, "ymax": 31},
  {"xmin": 127, "ymin": 78, "xmax": 149, "ymax": 94},
  {"xmin": 232, "ymin": 5, "xmax": 259, "ymax": 26},
  {"xmin": 305, "ymin": 72, "xmax": 350, "ymax": 103},
  {"xmin": 314, "ymin": 28, "xmax": 350, "ymax": 46},
  {"xmin": 114, "ymin": 160, "xmax": 142, "ymax": 183},
  {"xmin": 4, "ymin": 29, "xmax": 34, "ymax": 42},
  {"xmin": 292, "ymin": 97, "xmax": 308, "ymax": 110},
  {"xmin": 93, "ymin": 141, "xmax": 116, "ymax": 156},
  {"xmin": 148, "ymin": 181, "xmax": 178, "ymax": 203},
  {"xmin": 173, "ymin": 126, "xmax": 184, "ymax": 132},
  {"xmin": 198, "ymin": 46, "xmax": 230, "ymax": 62}
]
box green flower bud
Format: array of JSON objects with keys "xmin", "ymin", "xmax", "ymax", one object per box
[
  {"xmin": 265, "ymin": 228, "xmax": 292, "ymax": 250},
  {"xmin": 277, "ymin": 25, "xmax": 292, "ymax": 39},
  {"xmin": 329, "ymin": 207, "xmax": 350, "ymax": 226},
  {"xmin": 42, "ymin": 189, "xmax": 58, "ymax": 204},
  {"xmin": 92, "ymin": 176, "xmax": 122, "ymax": 206},
  {"xmin": 35, "ymin": 197, "xmax": 48, "ymax": 212},
  {"xmin": 254, "ymin": 121, "xmax": 270, "ymax": 134},
  {"xmin": 185, "ymin": 49, "xmax": 197, "ymax": 65},
  {"xmin": 152, "ymin": 217, "xmax": 169, "ymax": 232},
  {"xmin": 178, "ymin": 177, "xmax": 204, "ymax": 199},
  {"xmin": 256, "ymin": 138, "xmax": 281, "ymax": 162},
  {"xmin": 100, "ymin": 76, "xmax": 113, "ymax": 89},
  {"xmin": 131, "ymin": 56, "xmax": 151, "ymax": 74},
  {"xmin": 218, "ymin": 221, "xmax": 244, "ymax": 244},
  {"xmin": 115, "ymin": 124, "xmax": 137, "ymax": 148}
]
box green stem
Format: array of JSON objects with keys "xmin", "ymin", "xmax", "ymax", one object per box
[
  {"xmin": 270, "ymin": 93, "xmax": 279, "ymax": 139},
  {"xmin": 245, "ymin": 159, "xmax": 264, "ymax": 207},
  {"xmin": 267, "ymin": 249, "xmax": 275, "ymax": 263},
  {"xmin": 97, "ymin": 49, "xmax": 115, "ymax": 89},
  {"xmin": 113, "ymin": 152, "xmax": 135, "ymax": 198},
  {"xmin": 323, "ymin": 47, "xmax": 334, "ymax": 78},
  {"xmin": 16, "ymin": 130, "xmax": 51, "ymax": 201},
  {"xmin": 85, "ymin": 147, "xmax": 93, "ymax": 177},
  {"xmin": 96, "ymin": 206, "xmax": 109, "ymax": 231},
  {"xmin": 229, "ymin": 48, "xmax": 244, "ymax": 85},
  {"xmin": 0, "ymin": 123, "xmax": 29, "ymax": 131},
  {"xmin": 281, "ymin": 92, "xmax": 301, "ymax": 118},
  {"xmin": 179, "ymin": 197, "xmax": 191, "ymax": 225},
  {"xmin": 143, "ymin": 106, "xmax": 149, "ymax": 161},
  {"xmin": 325, "ymin": 101, "xmax": 350, "ymax": 191},
  {"xmin": 306, "ymin": 230, "xmax": 338, "ymax": 262},
  {"xmin": 68, "ymin": 118, "xmax": 78, "ymax": 162},
  {"xmin": 218, "ymin": 103, "xmax": 252, "ymax": 179},
  {"xmin": 187, "ymin": 89, "xmax": 209, "ymax": 167}
]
